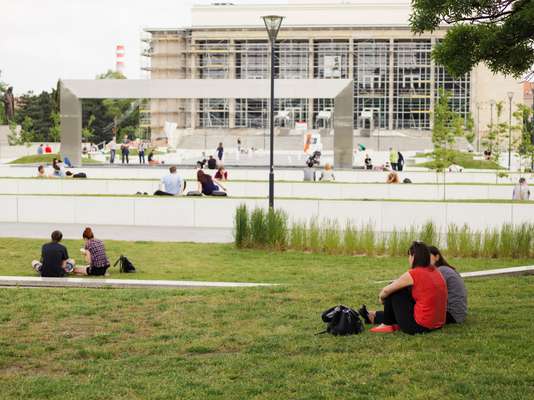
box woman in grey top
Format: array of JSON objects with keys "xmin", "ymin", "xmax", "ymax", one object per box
[{"xmin": 428, "ymin": 246, "xmax": 468, "ymax": 324}]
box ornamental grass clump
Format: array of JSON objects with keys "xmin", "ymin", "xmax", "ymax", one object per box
[
  {"xmin": 322, "ymin": 219, "xmax": 342, "ymax": 255},
  {"xmin": 290, "ymin": 220, "xmax": 307, "ymax": 251},
  {"xmin": 234, "ymin": 204, "xmax": 250, "ymax": 248},
  {"xmin": 266, "ymin": 208, "xmax": 288, "ymax": 250},
  {"xmin": 250, "ymin": 207, "xmax": 268, "ymax": 247}
]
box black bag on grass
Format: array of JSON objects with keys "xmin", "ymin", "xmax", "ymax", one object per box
[
  {"xmin": 317, "ymin": 305, "xmax": 364, "ymax": 336},
  {"xmin": 113, "ymin": 255, "xmax": 136, "ymax": 273}
]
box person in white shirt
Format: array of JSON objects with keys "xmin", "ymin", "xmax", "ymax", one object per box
[
  {"xmin": 153, "ymin": 166, "xmax": 185, "ymax": 196},
  {"xmin": 513, "ymin": 177, "xmax": 530, "ymax": 201},
  {"xmin": 108, "ymin": 137, "xmax": 117, "ymax": 164}
]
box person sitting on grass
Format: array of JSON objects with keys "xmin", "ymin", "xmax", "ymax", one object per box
[
  {"xmin": 214, "ymin": 165, "xmax": 228, "ymax": 181},
  {"xmin": 428, "ymin": 246, "xmax": 467, "ymax": 324},
  {"xmin": 37, "ymin": 165, "xmax": 48, "ymax": 178},
  {"xmin": 31, "ymin": 230, "xmax": 75, "ymax": 277},
  {"xmin": 207, "ymin": 155, "xmax": 217, "ymax": 170},
  {"xmin": 154, "ymin": 166, "xmax": 185, "ymax": 196},
  {"xmin": 386, "ymin": 171, "xmax": 399, "ymax": 184},
  {"xmin": 148, "ymin": 151, "xmax": 160, "ymax": 166},
  {"xmin": 319, "ymin": 163, "xmax": 335, "ymax": 182},
  {"xmin": 358, "ymin": 241, "xmax": 447, "ymax": 335},
  {"xmin": 72, "ymin": 227, "xmax": 110, "ymax": 276},
  {"xmin": 197, "ymin": 169, "xmax": 226, "ymax": 195}
]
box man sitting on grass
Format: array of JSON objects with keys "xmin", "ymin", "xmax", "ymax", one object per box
[
  {"xmin": 31, "ymin": 230, "xmax": 75, "ymax": 277},
  {"xmin": 154, "ymin": 166, "xmax": 185, "ymax": 196}
]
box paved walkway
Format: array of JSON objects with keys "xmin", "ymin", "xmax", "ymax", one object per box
[
  {"xmin": 0, "ymin": 276, "xmax": 276, "ymax": 289},
  {"xmin": 0, "ymin": 222, "xmax": 233, "ymax": 243}
]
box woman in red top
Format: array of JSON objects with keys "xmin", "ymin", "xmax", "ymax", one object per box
[{"xmin": 360, "ymin": 241, "xmax": 447, "ymax": 335}]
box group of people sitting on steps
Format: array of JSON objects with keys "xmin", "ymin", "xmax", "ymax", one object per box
[
  {"xmin": 153, "ymin": 165, "xmax": 228, "ymax": 197},
  {"xmin": 32, "ymin": 227, "xmax": 110, "ymax": 278},
  {"xmin": 360, "ymin": 241, "xmax": 467, "ymax": 335}
]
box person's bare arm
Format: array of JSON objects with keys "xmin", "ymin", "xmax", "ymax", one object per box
[
  {"xmin": 214, "ymin": 178, "xmax": 226, "ymax": 191},
  {"xmin": 379, "ymin": 271, "xmax": 414, "ymax": 303}
]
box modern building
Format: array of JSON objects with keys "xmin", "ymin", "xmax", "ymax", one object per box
[{"xmin": 140, "ymin": 1, "xmax": 524, "ymax": 143}]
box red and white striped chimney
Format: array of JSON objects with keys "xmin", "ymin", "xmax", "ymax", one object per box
[{"xmin": 115, "ymin": 44, "xmax": 125, "ymax": 74}]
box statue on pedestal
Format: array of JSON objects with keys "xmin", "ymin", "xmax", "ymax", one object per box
[{"xmin": 3, "ymin": 86, "xmax": 15, "ymax": 123}]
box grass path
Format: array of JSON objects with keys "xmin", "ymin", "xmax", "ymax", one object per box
[{"xmin": 1, "ymin": 239, "xmax": 533, "ymax": 399}]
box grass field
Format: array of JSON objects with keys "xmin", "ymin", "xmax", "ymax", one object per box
[
  {"xmin": 416, "ymin": 151, "xmax": 501, "ymax": 170},
  {"xmin": 9, "ymin": 153, "xmax": 102, "ymax": 165},
  {"xmin": 0, "ymin": 238, "xmax": 533, "ymax": 399}
]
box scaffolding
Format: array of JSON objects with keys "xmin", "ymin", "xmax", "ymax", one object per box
[{"xmin": 141, "ymin": 30, "xmax": 472, "ymax": 136}]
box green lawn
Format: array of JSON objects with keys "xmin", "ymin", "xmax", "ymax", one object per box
[
  {"xmin": 0, "ymin": 238, "xmax": 533, "ymax": 399},
  {"xmin": 9, "ymin": 153, "xmax": 101, "ymax": 165},
  {"xmin": 417, "ymin": 151, "xmax": 501, "ymax": 170}
]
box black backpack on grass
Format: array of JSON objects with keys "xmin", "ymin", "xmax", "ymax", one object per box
[
  {"xmin": 317, "ymin": 305, "xmax": 364, "ymax": 336},
  {"xmin": 113, "ymin": 255, "xmax": 136, "ymax": 273}
]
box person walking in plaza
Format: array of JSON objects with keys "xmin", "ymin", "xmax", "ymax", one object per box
[
  {"xmin": 108, "ymin": 136, "xmax": 117, "ymax": 164},
  {"xmin": 359, "ymin": 241, "xmax": 447, "ymax": 335},
  {"xmin": 73, "ymin": 227, "xmax": 110, "ymax": 276},
  {"xmin": 512, "ymin": 177, "xmax": 530, "ymax": 200},
  {"xmin": 397, "ymin": 151, "xmax": 404, "ymax": 171},
  {"xmin": 138, "ymin": 140, "xmax": 146, "ymax": 164},
  {"xmin": 31, "ymin": 230, "xmax": 75, "ymax": 277},
  {"xmin": 154, "ymin": 166, "xmax": 185, "ymax": 196},
  {"xmin": 121, "ymin": 135, "xmax": 130, "ymax": 164},
  {"xmin": 389, "ymin": 147, "xmax": 399, "ymax": 171},
  {"xmin": 428, "ymin": 246, "xmax": 467, "ymax": 324},
  {"xmin": 216, "ymin": 142, "xmax": 224, "ymax": 162}
]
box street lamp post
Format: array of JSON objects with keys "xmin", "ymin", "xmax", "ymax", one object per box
[
  {"xmin": 477, "ymin": 103, "xmax": 480, "ymax": 153},
  {"xmin": 507, "ymin": 91, "xmax": 514, "ymax": 170},
  {"xmin": 262, "ymin": 15, "xmax": 284, "ymax": 209}
]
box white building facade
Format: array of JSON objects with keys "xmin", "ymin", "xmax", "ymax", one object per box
[{"xmin": 140, "ymin": 1, "xmax": 523, "ymax": 140}]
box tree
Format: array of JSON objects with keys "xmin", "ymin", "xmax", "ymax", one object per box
[
  {"xmin": 410, "ymin": 0, "xmax": 534, "ymax": 77},
  {"xmin": 483, "ymin": 101, "xmax": 507, "ymax": 165},
  {"xmin": 82, "ymin": 70, "xmax": 139, "ymax": 144},
  {"xmin": 431, "ymin": 89, "xmax": 474, "ymax": 198},
  {"xmin": 512, "ymin": 104, "xmax": 534, "ymax": 171}
]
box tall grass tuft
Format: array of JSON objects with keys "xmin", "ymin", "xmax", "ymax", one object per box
[
  {"xmin": 420, "ymin": 221, "xmax": 439, "ymax": 247},
  {"xmin": 308, "ymin": 218, "xmax": 321, "ymax": 252},
  {"xmin": 447, "ymin": 224, "xmax": 460, "ymax": 257},
  {"xmin": 250, "ymin": 208, "xmax": 267, "ymax": 247},
  {"xmin": 290, "ymin": 220, "xmax": 307, "ymax": 251},
  {"xmin": 234, "ymin": 204, "xmax": 250, "ymax": 248},
  {"xmin": 266, "ymin": 208, "xmax": 288, "ymax": 250},
  {"xmin": 387, "ymin": 230, "xmax": 400, "ymax": 256},
  {"xmin": 482, "ymin": 228, "xmax": 500, "ymax": 258},
  {"xmin": 376, "ymin": 233, "xmax": 387, "ymax": 255},
  {"xmin": 322, "ymin": 219, "xmax": 341, "ymax": 254},
  {"xmin": 499, "ymin": 224, "xmax": 514, "ymax": 258},
  {"xmin": 361, "ymin": 222, "xmax": 376, "ymax": 256},
  {"xmin": 457, "ymin": 224, "xmax": 473, "ymax": 258},
  {"xmin": 343, "ymin": 221, "xmax": 358, "ymax": 255}
]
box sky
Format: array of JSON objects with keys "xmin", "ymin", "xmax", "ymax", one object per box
[{"xmin": 0, "ymin": 0, "xmax": 295, "ymax": 95}]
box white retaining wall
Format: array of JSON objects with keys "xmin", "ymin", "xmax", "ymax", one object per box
[
  {"xmin": 1, "ymin": 165, "xmax": 532, "ymax": 184},
  {"xmin": 1, "ymin": 195, "xmax": 532, "ymax": 231},
  {"xmin": 0, "ymin": 178, "xmax": 521, "ymax": 201}
]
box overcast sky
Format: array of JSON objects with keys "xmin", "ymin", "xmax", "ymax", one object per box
[{"xmin": 1, "ymin": 0, "xmax": 295, "ymax": 95}]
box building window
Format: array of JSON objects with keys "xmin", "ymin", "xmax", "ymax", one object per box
[
  {"xmin": 314, "ymin": 40, "xmax": 350, "ymax": 79},
  {"xmin": 198, "ymin": 99, "xmax": 229, "ymax": 128},
  {"xmin": 275, "ymin": 40, "xmax": 309, "ymax": 79},
  {"xmin": 235, "ymin": 40, "xmax": 269, "ymax": 79},
  {"xmin": 354, "ymin": 40, "xmax": 390, "ymax": 129},
  {"xmin": 196, "ymin": 40, "xmax": 229, "ymax": 79}
]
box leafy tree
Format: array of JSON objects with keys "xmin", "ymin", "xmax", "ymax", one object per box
[
  {"xmin": 512, "ymin": 104, "xmax": 534, "ymax": 171},
  {"xmin": 431, "ymin": 89, "xmax": 474, "ymax": 198},
  {"xmin": 410, "ymin": 0, "xmax": 534, "ymax": 77},
  {"xmin": 14, "ymin": 90, "xmax": 58, "ymax": 142},
  {"xmin": 82, "ymin": 70, "xmax": 139, "ymax": 144}
]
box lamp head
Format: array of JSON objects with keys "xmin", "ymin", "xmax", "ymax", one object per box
[
  {"xmin": 262, "ymin": 15, "xmax": 284, "ymax": 43},
  {"xmin": 507, "ymin": 91, "xmax": 514, "ymax": 100}
]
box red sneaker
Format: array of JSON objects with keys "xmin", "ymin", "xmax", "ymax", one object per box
[{"xmin": 370, "ymin": 324, "xmax": 400, "ymax": 333}]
